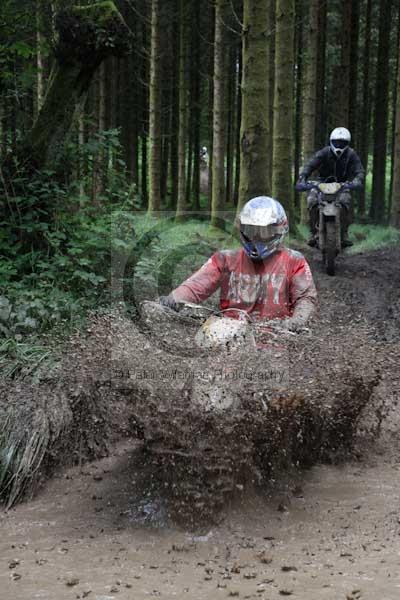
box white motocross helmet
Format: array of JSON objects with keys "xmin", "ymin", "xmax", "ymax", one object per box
[
  {"xmin": 238, "ymin": 196, "xmax": 289, "ymax": 261},
  {"xmin": 330, "ymin": 127, "xmax": 351, "ymax": 158}
]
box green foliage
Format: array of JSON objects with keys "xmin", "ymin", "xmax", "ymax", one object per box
[
  {"xmin": 120, "ymin": 216, "xmax": 238, "ymax": 309},
  {"xmin": 295, "ymin": 222, "xmax": 400, "ymax": 254},
  {"xmin": 347, "ymin": 224, "xmax": 400, "ymax": 254},
  {"xmin": 0, "ymin": 338, "xmax": 53, "ymax": 379},
  {"xmin": 0, "ymin": 130, "xmax": 136, "ymax": 374}
]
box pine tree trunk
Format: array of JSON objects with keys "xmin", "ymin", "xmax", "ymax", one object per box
[
  {"xmin": 169, "ymin": 0, "xmax": 179, "ymax": 210},
  {"xmin": 211, "ymin": 0, "xmax": 228, "ymax": 228},
  {"xmin": 300, "ymin": 0, "xmax": 318, "ymax": 224},
  {"xmin": 78, "ymin": 107, "xmax": 85, "ymax": 200},
  {"xmin": 335, "ymin": 0, "xmax": 352, "ymax": 125},
  {"xmin": 191, "ymin": 0, "xmax": 201, "ymax": 211},
  {"xmin": 370, "ymin": 0, "xmax": 392, "ymax": 223},
  {"xmin": 160, "ymin": 76, "xmax": 171, "ymax": 204},
  {"xmin": 176, "ymin": 0, "xmax": 189, "ymax": 222},
  {"xmin": 93, "ymin": 60, "xmax": 107, "ymax": 200},
  {"xmin": 207, "ymin": 2, "xmax": 215, "ymax": 210},
  {"xmin": 389, "ymin": 15, "xmax": 400, "ymax": 217},
  {"xmin": 98, "ymin": 62, "xmax": 106, "ymax": 132},
  {"xmin": 233, "ymin": 43, "xmax": 242, "ymax": 206},
  {"xmin": 267, "ymin": 0, "xmax": 275, "ymax": 193},
  {"xmin": 36, "ymin": 0, "xmax": 45, "ymax": 118},
  {"xmin": 302, "ymin": 0, "xmax": 318, "ymax": 161},
  {"xmin": 349, "ymin": 0, "xmax": 360, "ymax": 143},
  {"xmin": 272, "ymin": 0, "xmax": 296, "ymax": 225},
  {"xmin": 358, "ymin": 0, "xmax": 372, "ymax": 220},
  {"xmin": 315, "ymin": 0, "xmax": 326, "ymax": 147},
  {"xmin": 148, "ymin": 0, "xmax": 162, "ymax": 214},
  {"xmin": 225, "ymin": 45, "xmax": 236, "ymax": 206},
  {"xmin": 238, "ymin": 0, "xmax": 271, "ymax": 210},
  {"xmin": 390, "ymin": 17, "xmax": 400, "ymax": 227},
  {"xmin": 141, "ymin": 6, "xmax": 149, "ymax": 209},
  {"xmin": 294, "ymin": 0, "xmax": 303, "ymax": 215},
  {"xmin": 108, "ymin": 57, "xmax": 118, "ymax": 131}
]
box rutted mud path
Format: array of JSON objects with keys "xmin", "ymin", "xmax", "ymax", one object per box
[
  {"xmin": 2, "ymin": 445, "xmax": 400, "ymax": 600},
  {"xmin": 1, "ymin": 247, "xmax": 400, "ymax": 600}
]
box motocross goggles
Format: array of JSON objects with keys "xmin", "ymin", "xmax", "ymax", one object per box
[
  {"xmin": 331, "ymin": 139, "xmax": 349, "ymax": 150},
  {"xmin": 240, "ymin": 223, "xmax": 286, "ymax": 243}
]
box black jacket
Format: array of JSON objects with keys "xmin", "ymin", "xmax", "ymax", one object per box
[{"xmin": 299, "ymin": 146, "xmax": 365, "ymax": 188}]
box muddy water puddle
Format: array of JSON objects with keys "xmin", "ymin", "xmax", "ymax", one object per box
[{"xmin": 1, "ymin": 445, "xmax": 400, "ymax": 600}]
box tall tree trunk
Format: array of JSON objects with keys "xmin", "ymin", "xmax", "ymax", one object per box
[
  {"xmin": 211, "ymin": 0, "xmax": 228, "ymax": 228},
  {"xmin": 370, "ymin": 0, "xmax": 392, "ymax": 223},
  {"xmin": 272, "ymin": 0, "xmax": 296, "ymax": 225},
  {"xmin": 300, "ymin": 0, "xmax": 318, "ymax": 223},
  {"xmin": 98, "ymin": 62, "xmax": 106, "ymax": 132},
  {"xmin": 238, "ymin": 0, "xmax": 271, "ymax": 210},
  {"xmin": 390, "ymin": 14, "xmax": 400, "ymax": 227},
  {"xmin": 148, "ymin": 0, "xmax": 162, "ymax": 214},
  {"xmin": 191, "ymin": 0, "xmax": 201, "ymax": 211},
  {"xmin": 302, "ymin": 0, "xmax": 318, "ymax": 163},
  {"xmin": 108, "ymin": 57, "xmax": 118, "ymax": 131},
  {"xmin": 335, "ymin": 0, "xmax": 352, "ymax": 126},
  {"xmin": 176, "ymin": 0, "xmax": 189, "ymax": 222},
  {"xmin": 160, "ymin": 77, "xmax": 171, "ymax": 204},
  {"xmin": 36, "ymin": 0, "xmax": 45, "ymax": 118},
  {"xmin": 233, "ymin": 42, "xmax": 242, "ymax": 206},
  {"xmin": 294, "ymin": 0, "xmax": 303, "ymax": 214},
  {"xmin": 358, "ymin": 0, "xmax": 372, "ymax": 220},
  {"xmin": 389, "ymin": 13, "xmax": 400, "ymax": 217},
  {"xmin": 349, "ymin": 0, "xmax": 360, "ymax": 144},
  {"xmin": 315, "ymin": 0, "xmax": 326, "ymax": 147},
  {"xmin": 207, "ymin": 1, "xmax": 215, "ymax": 211},
  {"xmin": 169, "ymin": 0, "xmax": 179, "ymax": 210},
  {"xmin": 93, "ymin": 60, "xmax": 107, "ymax": 200},
  {"xmin": 141, "ymin": 7, "xmax": 149, "ymax": 209},
  {"xmin": 225, "ymin": 44, "xmax": 236, "ymax": 206},
  {"xmin": 266, "ymin": 0, "xmax": 275, "ymax": 194}
]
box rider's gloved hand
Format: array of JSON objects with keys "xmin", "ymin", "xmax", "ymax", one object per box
[
  {"xmin": 269, "ymin": 318, "xmax": 305, "ymax": 332},
  {"xmin": 295, "ymin": 177, "xmax": 309, "ymax": 192},
  {"xmin": 343, "ymin": 181, "xmax": 359, "ymax": 191},
  {"xmin": 283, "ymin": 318, "xmax": 305, "ymax": 332},
  {"xmin": 296, "ymin": 178, "xmax": 315, "ymax": 192},
  {"xmin": 159, "ymin": 295, "xmax": 179, "ymax": 311}
]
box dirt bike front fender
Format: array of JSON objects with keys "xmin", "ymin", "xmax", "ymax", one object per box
[{"xmin": 320, "ymin": 202, "xmax": 341, "ymax": 217}]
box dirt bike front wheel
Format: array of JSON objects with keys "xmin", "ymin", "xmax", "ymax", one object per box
[{"xmin": 325, "ymin": 220, "xmax": 336, "ymax": 276}]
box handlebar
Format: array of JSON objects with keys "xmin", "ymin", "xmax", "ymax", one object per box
[
  {"xmin": 295, "ymin": 181, "xmax": 315, "ymax": 192},
  {"xmin": 157, "ymin": 301, "xmax": 309, "ymax": 334},
  {"xmin": 295, "ymin": 181, "xmax": 352, "ymax": 194}
]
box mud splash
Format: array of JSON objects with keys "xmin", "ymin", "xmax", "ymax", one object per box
[{"xmin": 1, "ymin": 247, "xmax": 399, "ymax": 523}]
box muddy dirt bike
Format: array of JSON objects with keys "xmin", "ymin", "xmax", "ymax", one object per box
[
  {"xmin": 128, "ymin": 301, "xmax": 314, "ymax": 522},
  {"xmin": 296, "ymin": 180, "xmax": 350, "ymax": 276}
]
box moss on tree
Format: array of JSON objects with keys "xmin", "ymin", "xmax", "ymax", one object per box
[{"xmin": 16, "ymin": 1, "xmax": 131, "ymax": 172}]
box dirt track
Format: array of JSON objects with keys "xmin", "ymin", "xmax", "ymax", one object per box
[{"xmin": 1, "ymin": 246, "xmax": 400, "ymax": 600}]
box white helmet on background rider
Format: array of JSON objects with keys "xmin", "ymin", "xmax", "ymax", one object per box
[
  {"xmin": 238, "ymin": 196, "xmax": 289, "ymax": 261},
  {"xmin": 330, "ymin": 127, "xmax": 351, "ymax": 158}
]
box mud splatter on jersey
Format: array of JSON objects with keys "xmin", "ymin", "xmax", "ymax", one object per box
[{"xmin": 172, "ymin": 247, "xmax": 317, "ymax": 321}]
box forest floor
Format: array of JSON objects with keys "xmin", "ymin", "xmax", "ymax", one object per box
[{"xmin": 1, "ymin": 246, "xmax": 400, "ymax": 600}]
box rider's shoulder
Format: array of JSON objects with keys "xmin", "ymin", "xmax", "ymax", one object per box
[
  {"xmin": 347, "ymin": 147, "xmax": 359, "ymax": 157},
  {"xmin": 218, "ymin": 249, "xmax": 240, "ymax": 258},
  {"xmin": 319, "ymin": 146, "xmax": 331, "ymax": 156},
  {"xmin": 212, "ymin": 249, "xmax": 240, "ymax": 267},
  {"xmin": 280, "ymin": 247, "xmax": 305, "ymax": 261}
]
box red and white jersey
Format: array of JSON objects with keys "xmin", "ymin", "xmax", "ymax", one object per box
[{"xmin": 171, "ymin": 247, "xmax": 317, "ymax": 320}]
